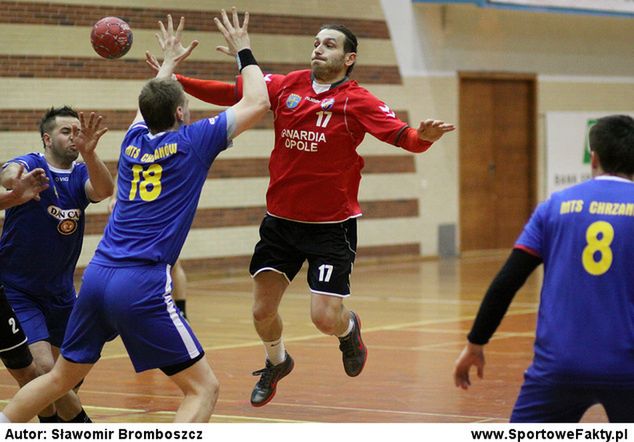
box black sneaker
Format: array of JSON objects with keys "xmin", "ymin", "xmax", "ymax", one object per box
[
  {"xmin": 250, "ymin": 352, "xmax": 294, "ymax": 407},
  {"xmin": 338, "ymin": 311, "xmax": 367, "ymax": 377}
]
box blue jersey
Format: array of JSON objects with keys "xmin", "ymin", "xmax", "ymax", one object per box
[
  {"xmin": 0, "ymin": 153, "xmax": 90, "ymax": 297},
  {"xmin": 93, "ymin": 112, "xmax": 233, "ymax": 266},
  {"xmin": 516, "ymin": 176, "xmax": 634, "ymax": 386}
]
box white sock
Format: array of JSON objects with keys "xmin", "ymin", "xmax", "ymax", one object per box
[
  {"xmin": 0, "ymin": 412, "xmax": 11, "ymax": 423},
  {"xmin": 264, "ymin": 338, "xmax": 286, "ymax": 365},
  {"xmin": 337, "ymin": 315, "xmax": 355, "ymax": 338}
]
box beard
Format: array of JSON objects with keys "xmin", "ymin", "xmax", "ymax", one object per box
[
  {"xmin": 311, "ymin": 55, "xmax": 346, "ymax": 82},
  {"xmin": 50, "ymin": 143, "xmax": 79, "ymax": 165}
]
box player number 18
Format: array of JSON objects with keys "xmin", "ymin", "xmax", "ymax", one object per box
[
  {"xmin": 129, "ymin": 164, "xmax": 163, "ymax": 202},
  {"xmin": 581, "ymin": 221, "xmax": 614, "ymax": 276}
]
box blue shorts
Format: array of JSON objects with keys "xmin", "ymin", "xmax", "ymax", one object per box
[
  {"xmin": 4, "ymin": 285, "xmax": 74, "ymax": 347},
  {"xmin": 511, "ymin": 375, "xmax": 634, "ymax": 423},
  {"xmin": 61, "ymin": 262, "xmax": 203, "ymax": 373}
]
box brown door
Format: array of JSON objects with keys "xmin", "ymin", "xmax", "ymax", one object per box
[{"xmin": 459, "ymin": 73, "xmax": 536, "ymax": 252}]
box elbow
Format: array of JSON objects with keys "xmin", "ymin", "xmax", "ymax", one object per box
[
  {"xmin": 256, "ymin": 95, "xmax": 270, "ymax": 113},
  {"xmin": 254, "ymin": 97, "xmax": 270, "ymax": 117},
  {"xmin": 91, "ymin": 183, "xmax": 115, "ymax": 202},
  {"xmin": 101, "ymin": 183, "xmax": 115, "ymax": 200}
]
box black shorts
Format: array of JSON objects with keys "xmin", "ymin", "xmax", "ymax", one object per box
[
  {"xmin": 0, "ymin": 286, "xmax": 33, "ymax": 369},
  {"xmin": 249, "ymin": 215, "xmax": 357, "ymax": 297}
]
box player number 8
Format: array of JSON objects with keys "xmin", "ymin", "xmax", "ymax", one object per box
[{"xmin": 581, "ymin": 221, "xmax": 614, "ymax": 276}]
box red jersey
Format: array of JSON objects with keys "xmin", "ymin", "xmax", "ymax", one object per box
[
  {"xmin": 256, "ymin": 70, "xmax": 415, "ymax": 222},
  {"xmin": 179, "ymin": 70, "xmax": 427, "ymax": 222}
]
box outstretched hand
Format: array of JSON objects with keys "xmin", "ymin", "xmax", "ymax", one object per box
[
  {"xmin": 417, "ymin": 119, "xmax": 456, "ymax": 142},
  {"xmin": 72, "ymin": 112, "xmax": 108, "ymax": 157},
  {"xmin": 10, "ymin": 164, "xmax": 49, "ymax": 204},
  {"xmin": 453, "ymin": 343, "xmax": 485, "ymax": 390},
  {"xmin": 152, "ymin": 15, "xmax": 199, "ymax": 75},
  {"xmin": 215, "ymin": 7, "xmax": 251, "ymax": 57}
]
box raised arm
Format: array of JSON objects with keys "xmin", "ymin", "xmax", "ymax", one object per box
[
  {"xmin": 131, "ymin": 15, "xmax": 199, "ymax": 126},
  {"xmin": 145, "ymin": 53, "xmax": 239, "ymax": 106},
  {"xmin": 71, "ymin": 112, "xmax": 114, "ymax": 202},
  {"xmin": 214, "ymin": 8, "xmax": 269, "ymax": 137}
]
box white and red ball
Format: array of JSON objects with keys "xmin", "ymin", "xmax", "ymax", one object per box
[{"xmin": 90, "ymin": 17, "xmax": 133, "ymax": 59}]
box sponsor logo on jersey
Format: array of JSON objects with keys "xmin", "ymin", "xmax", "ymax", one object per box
[
  {"xmin": 57, "ymin": 219, "xmax": 78, "ymax": 235},
  {"xmin": 281, "ymin": 129, "xmax": 326, "ymax": 152},
  {"xmin": 286, "ymin": 94, "xmax": 302, "ymax": 109},
  {"xmin": 47, "ymin": 205, "xmax": 81, "ymax": 235},
  {"xmin": 321, "ymin": 98, "xmax": 335, "ymax": 110},
  {"xmin": 379, "ymin": 104, "xmax": 396, "ymax": 118}
]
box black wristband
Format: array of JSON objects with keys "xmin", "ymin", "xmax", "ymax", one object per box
[{"xmin": 236, "ymin": 48, "xmax": 258, "ymax": 72}]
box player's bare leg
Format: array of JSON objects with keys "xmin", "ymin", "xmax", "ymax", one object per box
[
  {"xmin": 169, "ymin": 357, "xmax": 219, "ymax": 422},
  {"xmin": 252, "ymin": 271, "xmax": 287, "ymax": 342},
  {"xmin": 1, "ymin": 357, "xmax": 93, "ymax": 423},
  {"xmin": 311, "ymin": 294, "xmax": 367, "ymax": 377},
  {"xmin": 6, "ymin": 360, "xmax": 56, "ymax": 420},
  {"xmin": 250, "ymin": 271, "xmax": 294, "ymax": 406},
  {"xmin": 28, "ymin": 341, "xmax": 89, "ymax": 421}
]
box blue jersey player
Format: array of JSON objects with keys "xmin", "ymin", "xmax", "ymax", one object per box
[
  {"xmin": 0, "ymin": 165, "xmax": 49, "ymax": 400},
  {"xmin": 0, "ymin": 10, "xmax": 269, "ymax": 423},
  {"xmin": 0, "ymin": 108, "xmax": 112, "ymax": 423},
  {"xmin": 454, "ymin": 115, "xmax": 634, "ymax": 422}
]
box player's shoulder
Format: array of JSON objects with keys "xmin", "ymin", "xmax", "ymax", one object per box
[
  {"xmin": 6, "ymin": 152, "xmax": 44, "ymax": 169},
  {"xmin": 273, "ymin": 70, "xmax": 311, "ymax": 88},
  {"xmin": 554, "ymin": 179, "xmax": 604, "ymax": 198},
  {"xmin": 341, "ymin": 80, "xmax": 380, "ymax": 102}
]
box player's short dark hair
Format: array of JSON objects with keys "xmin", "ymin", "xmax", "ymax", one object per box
[
  {"xmin": 39, "ymin": 105, "xmax": 79, "ymax": 149},
  {"xmin": 589, "ymin": 115, "xmax": 634, "ymax": 176},
  {"xmin": 320, "ymin": 23, "xmax": 358, "ymax": 76},
  {"xmin": 139, "ymin": 78, "xmax": 185, "ymax": 133}
]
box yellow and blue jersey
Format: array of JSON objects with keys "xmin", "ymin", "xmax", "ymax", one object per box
[
  {"xmin": 94, "ymin": 111, "xmax": 232, "ymax": 267},
  {"xmin": 516, "ymin": 176, "xmax": 634, "ymax": 386}
]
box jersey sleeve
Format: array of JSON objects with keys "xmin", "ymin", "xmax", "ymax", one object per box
[
  {"xmin": 350, "ymin": 90, "xmax": 408, "ymax": 145},
  {"xmin": 514, "ymin": 200, "xmax": 549, "ymax": 258},
  {"xmin": 176, "ymin": 75, "xmax": 240, "ymax": 106},
  {"xmin": 236, "ymin": 73, "xmax": 285, "ymax": 108},
  {"xmin": 182, "ymin": 112, "xmax": 231, "ymax": 169},
  {"xmin": 4, "ymin": 153, "xmax": 41, "ymax": 172}
]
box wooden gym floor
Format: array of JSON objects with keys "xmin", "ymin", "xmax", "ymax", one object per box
[{"xmin": 0, "ymin": 254, "xmax": 608, "ymax": 423}]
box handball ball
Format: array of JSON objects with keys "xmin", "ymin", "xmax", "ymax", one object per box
[{"xmin": 90, "ymin": 17, "xmax": 133, "ymax": 59}]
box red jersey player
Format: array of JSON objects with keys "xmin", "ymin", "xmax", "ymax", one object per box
[{"xmin": 148, "ymin": 23, "xmax": 455, "ymax": 406}]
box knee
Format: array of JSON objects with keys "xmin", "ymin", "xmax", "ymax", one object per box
[
  {"xmin": 252, "ymin": 301, "xmax": 278, "ymax": 324},
  {"xmin": 47, "ymin": 365, "xmax": 79, "ymax": 394},
  {"xmin": 37, "ymin": 359, "xmax": 55, "ymax": 374},
  {"xmin": 190, "ymin": 369, "xmax": 220, "ymax": 411},
  {"xmin": 207, "ymin": 373, "xmax": 220, "ymax": 402}
]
